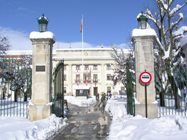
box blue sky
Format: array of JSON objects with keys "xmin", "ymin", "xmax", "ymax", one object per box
[{"xmin": 0, "ymin": 0, "xmax": 183, "ymax": 50}]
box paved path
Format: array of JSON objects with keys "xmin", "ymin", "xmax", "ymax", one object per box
[{"xmin": 52, "ymin": 102, "xmax": 111, "ymax": 140}]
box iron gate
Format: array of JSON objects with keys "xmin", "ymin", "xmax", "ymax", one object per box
[
  {"xmin": 52, "ymin": 61, "xmax": 64, "ymax": 117},
  {"xmin": 0, "ymin": 57, "xmax": 32, "ymax": 118}
]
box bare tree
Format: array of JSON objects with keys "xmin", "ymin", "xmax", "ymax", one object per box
[
  {"xmin": 111, "ymin": 47, "xmax": 135, "ymax": 115},
  {"xmin": 145, "ymin": 0, "xmax": 187, "ymax": 108},
  {"xmin": 112, "ymin": 48, "xmax": 128, "ymax": 86},
  {"xmin": 0, "ymin": 36, "xmax": 10, "ymax": 55}
]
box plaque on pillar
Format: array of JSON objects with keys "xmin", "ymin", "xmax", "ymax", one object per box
[{"xmin": 36, "ymin": 65, "xmax": 45, "ymax": 72}]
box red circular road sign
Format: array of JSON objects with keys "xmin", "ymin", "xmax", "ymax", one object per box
[{"xmin": 139, "ymin": 71, "xmax": 152, "ymax": 85}]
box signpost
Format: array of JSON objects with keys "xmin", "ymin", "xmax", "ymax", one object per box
[{"xmin": 139, "ymin": 71, "xmax": 152, "ymax": 118}]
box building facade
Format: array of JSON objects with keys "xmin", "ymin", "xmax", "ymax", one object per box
[
  {"xmin": 53, "ymin": 48, "xmax": 126, "ymax": 97},
  {"xmin": 5, "ymin": 47, "xmax": 128, "ymax": 97}
]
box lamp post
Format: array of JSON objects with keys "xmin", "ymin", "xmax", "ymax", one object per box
[
  {"xmin": 137, "ymin": 13, "xmax": 148, "ymax": 29},
  {"xmin": 38, "ymin": 14, "xmax": 48, "ymax": 32}
]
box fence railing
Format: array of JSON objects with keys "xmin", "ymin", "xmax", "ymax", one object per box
[
  {"xmin": 157, "ymin": 95, "xmax": 187, "ymax": 117},
  {"xmin": 0, "ymin": 57, "xmax": 32, "ymax": 118}
]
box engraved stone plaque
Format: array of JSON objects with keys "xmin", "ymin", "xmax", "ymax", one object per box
[{"xmin": 36, "ymin": 65, "xmax": 45, "ymax": 72}]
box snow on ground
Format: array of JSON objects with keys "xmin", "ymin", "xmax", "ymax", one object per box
[
  {"xmin": 0, "ymin": 114, "xmax": 67, "ymax": 140},
  {"xmin": 106, "ymin": 95, "xmax": 187, "ymax": 140},
  {"xmin": 105, "ymin": 95, "xmax": 127, "ymax": 120},
  {"xmin": 65, "ymin": 96, "xmax": 96, "ymax": 107},
  {"xmin": 0, "ymin": 96, "xmax": 95, "ymax": 140},
  {"xmin": 2, "ymin": 95, "xmax": 187, "ymax": 140}
]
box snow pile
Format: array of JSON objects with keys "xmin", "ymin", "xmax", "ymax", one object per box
[
  {"xmin": 65, "ymin": 96, "xmax": 96, "ymax": 107},
  {"xmin": 105, "ymin": 96, "xmax": 127, "ymax": 120},
  {"xmin": 109, "ymin": 115, "xmax": 187, "ymax": 140},
  {"xmin": 34, "ymin": 115, "xmax": 67, "ymax": 140},
  {"xmin": 0, "ymin": 114, "xmax": 67, "ymax": 140},
  {"xmin": 106, "ymin": 96, "xmax": 187, "ymax": 140}
]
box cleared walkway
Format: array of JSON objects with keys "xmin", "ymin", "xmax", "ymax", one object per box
[{"xmin": 52, "ymin": 102, "xmax": 111, "ymax": 140}]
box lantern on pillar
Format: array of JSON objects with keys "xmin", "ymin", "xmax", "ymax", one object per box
[
  {"xmin": 38, "ymin": 14, "xmax": 48, "ymax": 32},
  {"xmin": 137, "ymin": 13, "xmax": 148, "ymax": 29}
]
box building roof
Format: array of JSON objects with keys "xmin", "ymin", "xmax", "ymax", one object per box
[{"xmin": 6, "ymin": 48, "xmax": 130, "ymax": 56}]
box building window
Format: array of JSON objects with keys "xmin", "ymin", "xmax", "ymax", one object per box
[
  {"xmin": 93, "ymin": 74, "xmax": 98, "ymax": 82},
  {"xmin": 106, "ymin": 64, "xmax": 112, "ymax": 70},
  {"xmin": 76, "ymin": 65, "xmax": 80, "ymax": 70},
  {"xmin": 64, "ymin": 87, "xmax": 66, "ymax": 94},
  {"xmin": 93, "ymin": 65, "xmax": 97, "ymax": 70},
  {"xmin": 107, "ymin": 87, "xmax": 111, "ymax": 93},
  {"xmin": 64, "ymin": 65, "xmax": 66, "ymax": 70},
  {"xmin": 64, "ymin": 74, "xmax": 66, "ymax": 81},
  {"xmin": 107, "ymin": 74, "xmax": 112, "ymax": 80},
  {"xmin": 75, "ymin": 74, "xmax": 80, "ymax": 83},
  {"xmin": 120, "ymin": 86, "xmax": 126, "ymax": 95},
  {"xmin": 83, "ymin": 72, "xmax": 91, "ymax": 83},
  {"xmin": 84, "ymin": 65, "xmax": 89, "ymax": 70},
  {"xmin": 121, "ymin": 87, "xmax": 125, "ymax": 91}
]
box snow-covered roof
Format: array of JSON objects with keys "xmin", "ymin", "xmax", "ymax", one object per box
[
  {"xmin": 55, "ymin": 47, "xmax": 113, "ymax": 51},
  {"xmin": 6, "ymin": 50, "xmax": 32, "ymax": 55},
  {"xmin": 180, "ymin": 36, "xmax": 187, "ymax": 48},
  {"xmin": 131, "ymin": 28, "xmax": 157, "ymax": 37},
  {"xmin": 29, "ymin": 31, "xmax": 55, "ymax": 40}
]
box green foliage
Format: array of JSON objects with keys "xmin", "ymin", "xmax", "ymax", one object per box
[{"xmin": 126, "ymin": 58, "xmax": 135, "ymax": 116}]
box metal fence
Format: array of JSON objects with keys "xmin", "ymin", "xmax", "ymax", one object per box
[
  {"xmin": 157, "ymin": 95, "xmax": 187, "ymax": 117},
  {"xmin": 126, "ymin": 93, "xmax": 187, "ymax": 117},
  {"xmin": 0, "ymin": 57, "xmax": 32, "ymax": 118}
]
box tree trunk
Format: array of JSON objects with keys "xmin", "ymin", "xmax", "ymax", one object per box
[
  {"xmin": 24, "ymin": 92, "xmax": 27, "ymax": 102},
  {"xmin": 14, "ymin": 89, "xmax": 18, "ymax": 102},
  {"xmin": 159, "ymin": 90, "xmax": 165, "ymax": 106},
  {"xmin": 155, "ymin": 69, "xmax": 165, "ymax": 107},
  {"xmin": 2, "ymin": 91, "xmax": 5, "ymax": 99},
  {"xmin": 170, "ymin": 75, "xmax": 181, "ymax": 109}
]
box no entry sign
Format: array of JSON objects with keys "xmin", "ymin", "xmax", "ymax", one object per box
[{"xmin": 139, "ymin": 71, "xmax": 152, "ymax": 85}]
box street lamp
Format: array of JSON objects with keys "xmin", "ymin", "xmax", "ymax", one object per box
[
  {"xmin": 137, "ymin": 13, "xmax": 148, "ymax": 29},
  {"xmin": 38, "ymin": 14, "xmax": 48, "ymax": 32}
]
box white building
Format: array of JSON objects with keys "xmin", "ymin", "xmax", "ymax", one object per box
[
  {"xmin": 53, "ymin": 47, "xmax": 128, "ymax": 97},
  {"xmin": 6, "ymin": 47, "xmax": 128, "ymax": 97}
]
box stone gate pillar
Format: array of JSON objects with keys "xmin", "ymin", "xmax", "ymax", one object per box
[
  {"xmin": 29, "ymin": 15, "xmax": 55, "ymax": 121},
  {"xmin": 132, "ymin": 13, "xmax": 157, "ymax": 118}
]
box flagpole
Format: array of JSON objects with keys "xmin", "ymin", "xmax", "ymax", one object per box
[{"xmin": 81, "ymin": 15, "xmax": 84, "ymax": 67}]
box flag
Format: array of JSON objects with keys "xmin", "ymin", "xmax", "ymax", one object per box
[{"xmin": 80, "ymin": 16, "xmax": 83, "ymax": 33}]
